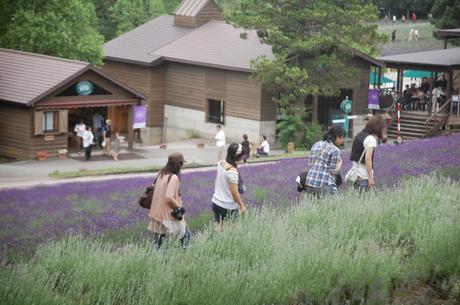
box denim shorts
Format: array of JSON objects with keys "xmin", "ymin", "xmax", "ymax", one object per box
[
  {"xmin": 353, "ymin": 179, "xmax": 370, "ymax": 194},
  {"xmin": 212, "ymin": 202, "xmax": 239, "ymax": 223}
]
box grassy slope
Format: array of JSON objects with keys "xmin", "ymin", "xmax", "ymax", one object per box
[{"xmin": 1, "ymin": 176, "xmax": 459, "ymax": 305}]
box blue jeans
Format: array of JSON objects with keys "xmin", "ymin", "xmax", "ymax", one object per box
[{"xmin": 353, "ymin": 180, "xmax": 370, "ymax": 194}]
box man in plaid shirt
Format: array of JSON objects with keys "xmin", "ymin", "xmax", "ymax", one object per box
[{"xmin": 305, "ymin": 126, "xmax": 345, "ymax": 195}]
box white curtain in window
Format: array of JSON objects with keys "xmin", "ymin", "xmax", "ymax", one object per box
[{"xmin": 43, "ymin": 112, "xmax": 54, "ymax": 131}]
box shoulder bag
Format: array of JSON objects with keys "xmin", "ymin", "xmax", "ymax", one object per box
[
  {"xmin": 138, "ymin": 174, "xmax": 172, "ymax": 209},
  {"xmin": 344, "ymin": 149, "xmax": 366, "ymax": 183}
]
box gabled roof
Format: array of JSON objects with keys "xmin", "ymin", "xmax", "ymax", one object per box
[
  {"xmin": 104, "ymin": 15, "xmax": 193, "ymax": 66},
  {"xmin": 152, "ymin": 20, "xmax": 273, "ymax": 72},
  {"xmin": 0, "ymin": 48, "xmax": 145, "ymax": 106},
  {"xmin": 379, "ymin": 48, "xmax": 460, "ymax": 70},
  {"xmin": 175, "ymin": 0, "xmax": 210, "ymax": 17}
]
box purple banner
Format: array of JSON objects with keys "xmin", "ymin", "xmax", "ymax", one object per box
[
  {"xmin": 368, "ymin": 89, "xmax": 380, "ymax": 110},
  {"xmin": 133, "ymin": 105, "xmax": 147, "ymax": 129}
]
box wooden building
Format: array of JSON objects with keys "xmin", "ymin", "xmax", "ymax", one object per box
[
  {"xmin": 103, "ymin": 0, "xmax": 383, "ymax": 144},
  {"xmin": 0, "ymin": 48, "xmax": 145, "ymax": 160}
]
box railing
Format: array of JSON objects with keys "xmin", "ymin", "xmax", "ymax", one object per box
[
  {"xmin": 424, "ymin": 98, "xmax": 452, "ymax": 138},
  {"xmin": 382, "ymin": 97, "xmax": 400, "ymax": 131}
]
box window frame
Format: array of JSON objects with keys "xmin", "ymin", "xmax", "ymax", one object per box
[
  {"xmin": 42, "ymin": 111, "xmax": 59, "ymax": 133},
  {"xmin": 206, "ymin": 98, "xmax": 225, "ymax": 125}
]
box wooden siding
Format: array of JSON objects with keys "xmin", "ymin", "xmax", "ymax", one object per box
[
  {"xmin": 195, "ymin": 1, "xmax": 224, "ymax": 25},
  {"xmin": 174, "ymin": 1, "xmax": 223, "ymax": 28},
  {"xmin": 0, "ymin": 104, "xmax": 66, "ymax": 159},
  {"xmin": 349, "ymin": 57, "xmax": 372, "ymax": 115},
  {"xmin": 165, "ymin": 63, "xmax": 264, "ymax": 121},
  {"xmin": 260, "ymin": 90, "xmax": 278, "ymax": 121},
  {"xmin": 102, "ymin": 61, "xmax": 164, "ymax": 126}
]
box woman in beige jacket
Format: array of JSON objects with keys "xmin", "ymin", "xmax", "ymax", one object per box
[{"xmin": 148, "ymin": 153, "xmax": 190, "ymax": 249}]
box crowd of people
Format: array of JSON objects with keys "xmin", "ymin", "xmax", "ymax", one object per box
[
  {"xmin": 146, "ymin": 115, "xmax": 388, "ymax": 249},
  {"xmin": 402, "ymin": 80, "xmax": 447, "ymax": 112},
  {"xmin": 73, "ymin": 114, "xmax": 125, "ymax": 161},
  {"xmin": 383, "ymin": 12, "xmax": 417, "ymax": 24}
]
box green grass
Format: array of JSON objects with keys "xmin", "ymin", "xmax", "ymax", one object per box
[
  {"xmin": 48, "ymin": 151, "xmax": 309, "ymax": 179},
  {"xmin": 1, "ymin": 175, "xmax": 459, "ymax": 305}
]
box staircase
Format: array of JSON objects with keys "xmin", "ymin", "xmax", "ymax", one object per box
[{"xmin": 387, "ymin": 111, "xmax": 432, "ymax": 140}]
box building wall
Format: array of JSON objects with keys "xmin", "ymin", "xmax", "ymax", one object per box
[
  {"xmin": 350, "ymin": 57, "xmax": 372, "ymax": 115},
  {"xmin": 0, "ymin": 104, "xmax": 67, "ymax": 159},
  {"xmin": 164, "ymin": 105, "xmax": 275, "ymax": 144},
  {"xmin": 165, "ymin": 62, "xmax": 265, "ymax": 121}
]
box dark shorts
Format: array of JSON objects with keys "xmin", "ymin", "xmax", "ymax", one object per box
[
  {"xmin": 212, "ymin": 202, "xmax": 239, "ymax": 223},
  {"xmin": 353, "ymin": 179, "xmax": 370, "ymax": 194}
]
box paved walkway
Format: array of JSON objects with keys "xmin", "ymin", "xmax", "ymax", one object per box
[{"xmin": 0, "ymin": 138, "xmax": 285, "ymax": 190}]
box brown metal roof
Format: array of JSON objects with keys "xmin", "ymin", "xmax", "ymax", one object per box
[
  {"xmin": 0, "ymin": 48, "xmax": 145, "ymax": 106},
  {"xmin": 379, "ymin": 48, "xmax": 460, "ymax": 70},
  {"xmin": 174, "ymin": 0, "xmax": 210, "ymax": 17},
  {"xmin": 103, "ymin": 15, "xmax": 193, "ymax": 65},
  {"xmin": 0, "ymin": 48, "xmax": 88, "ymax": 106},
  {"xmin": 435, "ymin": 28, "xmax": 460, "ymax": 38},
  {"xmin": 152, "ymin": 20, "xmax": 273, "ymax": 72}
]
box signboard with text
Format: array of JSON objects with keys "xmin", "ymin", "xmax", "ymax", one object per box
[
  {"xmin": 133, "ymin": 105, "xmax": 147, "ymax": 129},
  {"xmin": 368, "ymin": 89, "xmax": 380, "ymax": 110}
]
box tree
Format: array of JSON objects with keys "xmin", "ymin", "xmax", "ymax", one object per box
[
  {"xmin": 92, "ymin": 0, "xmax": 118, "ymax": 41},
  {"xmin": 228, "ymin": 0, "xmax": 385, "ymax": 108},
  {"xmin": 109, "ymin": 0, "xmax": 166, "ymax": 36},
  {"xmin": 0, "ymin": 0, "xmax": 104, "ymax": 65},
  {"xmin": 431, "ymin": 0, "xmax": 460, "ymax": 29}
]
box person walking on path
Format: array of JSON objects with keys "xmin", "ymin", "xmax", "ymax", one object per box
[
  {"xmin": 303, "ymin": 126, "xmax": 345, "ymax": 197},
  {"xmin": 82, "ymin": 126, "xmax": 94, "ymax": 161},
  {"xmin": 412, "ymin": 12, "xmax": 417, "ymax": 23},
  {"xmin": 102, "ymin": 119, "xmax": 112, "ymax": 157},
  {"xmin": 350, "ymin": 116, "xmax": 387, "ymax": 193},
  {"xmin": 91, "ymin": 113, "xmax": 104, "ymax": 147},
  {"xmin": 392, "ymin": 15, "xmax": 396, "ymax": 23},
  {"xmin": 111, "ymin": 130, "xmax": 125, "ymax": 161},
  {"xmin": 74, "ymin": 119, "xmax": 86, "ymax": 155},
  {"xmin": 408, "ymin": 28, "xmax": 415, "ymax": 41},
  {"xmin": 391, "ymin": 30, "xmax": 396, "ymax": 42},
  {"xmin": 148, "ymin": 153, "xmax": 191, "ymax": 249},
  {"xmin": 211, "ymin": 143, "xmax": 248, "ymax": 231},
  {"xmin": 241, "ymin": 134, "xmax": 250, "ymax": 164},
  {"xmin": 214, "ymin": 125, "xmax": 226, "ymax": 161},
  {"xmin": 401, "ymin": 15, "xmax": 406, "ymax": 23}
]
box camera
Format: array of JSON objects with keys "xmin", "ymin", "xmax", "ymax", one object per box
[{"xmin": 171, "ymin": 207, "xmax": 186, "ymax": 220}]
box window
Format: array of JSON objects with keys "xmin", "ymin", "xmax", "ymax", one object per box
[
  {"xmin": 207, "ymin": 99, "xmax": 225, "ymax": 124},
  {"xmin": 42, "ymin": 111, "xmax": 58, "ymax": 133}
]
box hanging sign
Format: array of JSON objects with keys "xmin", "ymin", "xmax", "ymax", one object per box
[
  {"xmin": 75, "ymin": 81, "xmax": 94, "ymax": 96},
  {"xmin": 340, "ymin": 97, "xmax": 353, "ymax": 114},
  {"xmin": 133, "ymin": 105, "xmax": 147, "ymax": 129},
  {"xmin": 368, "ymin": 89, "xmax": 380, "ymax": 110}
]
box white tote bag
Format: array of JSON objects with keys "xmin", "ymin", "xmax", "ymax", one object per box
[{"xmin": 344, "ymin": 149, "xmax": 366, "ymax": 183}]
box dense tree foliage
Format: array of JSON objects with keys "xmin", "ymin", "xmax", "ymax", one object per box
[
  {"xmin": 228, "ymin": 0, "xmax": 385, "ymax": 107},
  {"xmin": 430, "ymin": 0, "xmax": 460, "ymax": 45},
  {"xmin": 0, "ymin": 0, "xmax": 104, "ymax": 65}
]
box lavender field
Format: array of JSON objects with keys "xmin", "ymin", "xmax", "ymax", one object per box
[{"xmin": 1, "ymin": 134, "xmax": 460, "ymax": 257}]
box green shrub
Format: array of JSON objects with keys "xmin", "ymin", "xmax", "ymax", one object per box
[
  {"xmin": 1, "ymin": 176, "xmax": 459, "ymax": 305},
  {"xmin": 276, "ymin": 108, "xmax": 322, "ymax": 149}
]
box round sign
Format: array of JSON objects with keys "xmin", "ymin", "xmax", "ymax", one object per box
[
  {"xmin": 75, "ymin": 81, "xmax": 94, "ymax": 96},
  {"xmin": 340, "ymin": 98, "xmax": 352, "ymax": 114}
]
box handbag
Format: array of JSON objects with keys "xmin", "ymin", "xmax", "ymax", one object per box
[
  {"xmin": 138, "ymin": 175, "xmax": 172, "ymax": 209},
  {"xmin": 344, "ymin": 149, "xmax": 366, "ymax": 183}
]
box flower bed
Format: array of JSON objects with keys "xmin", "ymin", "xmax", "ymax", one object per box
[{"xmin": 1, "ymin": 134, "xmax": 460, "ymax": 256}]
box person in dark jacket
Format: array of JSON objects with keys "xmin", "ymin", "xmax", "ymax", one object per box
[{"xmin": 241, "ymin": 134, "xmax": 250, "ymax": 164}]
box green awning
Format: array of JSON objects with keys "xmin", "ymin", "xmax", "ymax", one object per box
[
  {"xmin": 403, "ymin": 70, "xmax": 432, "ymax": 79},
  {"xmin": 369, "ymin": 72, "xmax": 394, "ymax": 85}
]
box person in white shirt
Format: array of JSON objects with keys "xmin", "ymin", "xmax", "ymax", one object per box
[
  {"xmin": 214, "ymin": 125, "xmax": 226, "ymax": 160},
  {"xmin": 82, "ymin": 126, "xmax": 94, "ymax": 160},
  {"xmin": 74, "ymin": 119, "xmax": 86, "ymax": 154},
  {"xmin": 211, "ymin": 143, "xmax": 247, "ymax": 231},
  {"xmin": 350, "ymin": 116, "xmax": 387, "ymax": 193},
  {"xmin": 432, "ymin": 86, "xmax": 443, "ymax": 112},
  {"xmin": 257, "ymin": 135, "xmax": 270, "ymax": 156}
]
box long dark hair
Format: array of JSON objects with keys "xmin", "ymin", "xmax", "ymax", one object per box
[
  {"xmin": 323, "ymin": 125, "xmax": 345, "ymax": 146},
  {"xmin": 159, "ymin": 153, "xmax": 184, "ymax": 177},
  {"xmin": 226, "ymin": 143, "xmax": 244, "ymax": 168},
  {"xmin": 364, "ymin": 116, "xmax": 386, "ymax": 140}
]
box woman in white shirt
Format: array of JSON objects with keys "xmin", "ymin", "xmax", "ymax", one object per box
[
  {"xmin": 257, "ymin": 135, "xmax": 270, "ymax": 156},
  {"xmin": 82, "ymin": 126, "xmax": 94, "ymax": 160},
  {"xmin": 214, "ymin": 125, "xmax": 226, "ymax": 161},
  {"xmin": 350, "ymin": 116, "xmax": 387, "ymax": 193},
  {"xmin": 74, "ymin": 119, "xmax": 86, "ymax": 154},
  {"xmin": 211, "ymin": 143, "xmax": 247, "ymax": 231}
]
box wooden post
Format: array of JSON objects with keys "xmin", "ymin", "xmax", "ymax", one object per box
[
  {"xmin": 312, "ymin": 94, "xmax": 318, "ymax": 124},
  {"xmin": 444, "ymin": 37, "xmax": 448, "ymax": 49},
  {"xmin": 127, "ymin": 105, "xmax": 134, "ymax": 150},
  {"xmin": 428, "ymin": 72, "xmax": 434, "ymax": 114}
]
